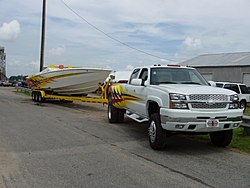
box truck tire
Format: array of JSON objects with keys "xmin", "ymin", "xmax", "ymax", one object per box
[
  {"xmin": 107, "ymin": 96, "xmax": 125, "ymax": 123},
  {"xmin": 148, "ymin": 113, "xmax": 166, "ymax": 150},
  {"xmin": 210, "ymin": 130, "xmax": 233, "ymax": 147},
  {"xmin": 240, "ymin": 100, "xmax": 246, "ymax": 112},
  {"xmin": 117, "ymin": 109, "xmax": 125, "ymax": 123},
  {"xmin": 108, "ymin": 102, "xmax": 120, "ymax": 123}
]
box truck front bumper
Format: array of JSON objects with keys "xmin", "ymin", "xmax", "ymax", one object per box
[{"xmin": 160, "ymin": 108, "xmax": 243, "ymax": 132}]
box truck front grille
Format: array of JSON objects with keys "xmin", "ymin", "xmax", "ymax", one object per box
[
  {"xmin": 191, "ymin": 103, "xmax": 227, "ymax": 109},
  {"xmin": 189, "ymin": 94, "xmax": 228, "ymax": 101},
  {"xmin": 189, "ymin": 94, "xmax": 228, "ymax": 109}
]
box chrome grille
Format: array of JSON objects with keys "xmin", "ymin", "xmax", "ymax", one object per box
[
  {"xmin": 189, "ymin": 94, "xmax": 228, "ymax": 101},
  {"xmin": 191, "ymin": 103, "xmax": 227, "ymax": 109},
  {"xmin": 189, "ymin": 94, "xmax": 228, "ymax": 109}
]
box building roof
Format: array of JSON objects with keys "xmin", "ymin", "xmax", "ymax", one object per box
[{"xmin": 179, "ymin": 52, "xmax": 250, "ymax": 67}]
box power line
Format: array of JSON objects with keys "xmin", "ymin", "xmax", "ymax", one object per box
[{"xmin": 60, "ymin": 0, "xmax": 177, "ymax": 62}]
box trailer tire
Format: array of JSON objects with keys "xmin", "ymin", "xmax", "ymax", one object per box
[
  {"xmin": 37, "ymin": 92, "xmax": 45, "ymax": 103},
  {"xmin": 32, "ymin": 91, "xmax": 36, "ymax": 101},
  {"xmin": 33, "ymin": 91, "xmax": 39, "ymax": 102},
  {"xmin": 148, "ymin": 113, "xmax": 166, "ymax": 150},
  {"xmin": 210, "ymin": 130, "xmax": 233, "ymax": 147}
]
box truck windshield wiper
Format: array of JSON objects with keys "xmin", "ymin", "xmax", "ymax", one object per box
[
  {"xmin": 181, "ymin": 82, "xmax": 201, "ymax": 85},
  {"xmin": 157, "ymin": 81, "xmax": 178, "ymax": 84}
]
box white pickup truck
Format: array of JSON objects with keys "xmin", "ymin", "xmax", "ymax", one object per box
[{"xmin": 108, "ymin": 65, "xmax": 243, "ymax": 150}]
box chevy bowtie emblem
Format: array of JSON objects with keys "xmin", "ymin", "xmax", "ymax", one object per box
[{"xmin": 206, "ymin": 99, "xmax": 216, "ymax": 105}]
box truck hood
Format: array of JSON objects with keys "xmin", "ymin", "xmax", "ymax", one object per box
[{"xmin": 151, "ymin": 84, "xmax": 237, "ymax": 95}]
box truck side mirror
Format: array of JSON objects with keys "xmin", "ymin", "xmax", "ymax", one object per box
[{"xmin": 131, "ymin": 79, "xmax": 143, "ymax": 86}]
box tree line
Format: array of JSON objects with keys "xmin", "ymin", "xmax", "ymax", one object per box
[{"xmin": 9, "ymin": 75, "xmax": 28, "ymax": 81}]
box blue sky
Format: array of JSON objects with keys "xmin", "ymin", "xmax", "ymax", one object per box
[{"xmin": 0, "ymin": 0, "xmax": 250, "ymax": 77}]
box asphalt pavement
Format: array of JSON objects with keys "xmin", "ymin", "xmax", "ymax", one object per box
[{"xmin": 0, "ymin": 87, "xmax": 250, "ymax": 188}]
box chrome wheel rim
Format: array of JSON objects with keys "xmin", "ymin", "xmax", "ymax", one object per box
[
  {"xmin": 148, "ymin": 120, "xmax": 156, "ymax": 143},
  {"xmin": 108, "ymin": 104, "xmax": 111, "ymax": 119},
  {"xmin": 240, "ymin": 103, "xmax": 245, "ymax": 110}
]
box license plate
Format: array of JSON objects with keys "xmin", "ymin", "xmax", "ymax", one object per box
[{"xmin": 206, "ymin": 119, "xmax": 219, "ymax": 127}]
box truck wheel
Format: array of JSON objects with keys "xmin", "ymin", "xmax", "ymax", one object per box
[
  {"xmin": 108, "ymin": 102, "xmax": 119, "ymax": 123},
  {"xmin": 240, "ymin": 100, "xmax": 246, "ymax": 112},
  {"xmin": 108, "ymin": 101, "xmax": 125, "ymax": 123},
  {"xmin": 148, "ymin": 113, "xmax": 166, "ymax": 150},
  {"xmin": 117, "ymin": 109, "xmax": 125, "ymax": 123},
  {"xmin": 210, "ymin": 130, "xmax": 233, "ymax": 147}
]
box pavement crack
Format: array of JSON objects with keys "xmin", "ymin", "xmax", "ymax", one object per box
[{"xmin": 130, "ymin": 151, "xmax": 215, "ymax": 188}]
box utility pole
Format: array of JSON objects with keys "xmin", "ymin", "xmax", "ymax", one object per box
[{"xmin": 40, "ymin": 0, "xmax": 46, "ymax": 71}]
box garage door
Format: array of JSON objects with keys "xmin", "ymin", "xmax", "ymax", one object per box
[
  {"xmin": 201, "ymin": 73, "xmax": 213, "ymax": 81},
  {"xmin": 243, "ymin": 73, "xmax": 250, "ymax": 86}
]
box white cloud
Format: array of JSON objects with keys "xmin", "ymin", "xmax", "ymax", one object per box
[
  {"xmin": 0, "ymin": 20, "xmax": 20, "ymax": 41},
  {"xmin": 124, "ymin": 65, "xmax": 134, "ymax": 70},
  {"xmin": 7, "ymin": 59, "xmax": 39, "ymax": 76},
  {"xmin": 26, "ymin": 60, "xmax": 39, "ymax": 68},
  {"xmin": 181, "ymin": 37, "xmax": 204, "ymax": 56},
  {"xmin": 2, "ymin": 0, "xmax": 250, "ymax": 76},
  {"xmin": 48, "ymin": 46, "xmax": 66, "ymax": 56}
]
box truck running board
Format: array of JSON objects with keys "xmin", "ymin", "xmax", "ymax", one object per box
[{"xmin": 126, "ymin": 112, "xmax": 148, "ymax": 123}]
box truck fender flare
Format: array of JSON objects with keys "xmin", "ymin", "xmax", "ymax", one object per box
[
  {"xmin": 147, "ymin": 95, "xmax": 163, "ymax": 107},
  {"xmin": 108, "ymin": 84, "xmax": 126, "ymax": 109}
]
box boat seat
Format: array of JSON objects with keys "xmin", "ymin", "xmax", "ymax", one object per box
[{"xmin": 59, "ymin": 65, "xmax": 64, "ymax": 69}]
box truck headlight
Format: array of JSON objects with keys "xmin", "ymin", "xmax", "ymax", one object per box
[
  {"xmin": 169, "ymin": 93, "xmax": 188, "ymax": 109},
  {"xmin": 230, "ymin": 94, "xmax": 239, "ymax": 102},
  {"xmin": 170, "ymin": 93, "xmax": 187, "ymax": 100},
  {"xmin": 229, "ymin": 94, "xmax": 239, "ymax": 109}
]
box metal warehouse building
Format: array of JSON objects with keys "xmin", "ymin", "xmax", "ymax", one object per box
[{"xmin": 179, "ymin": 52, "xmax": 250, "ymax": 86}]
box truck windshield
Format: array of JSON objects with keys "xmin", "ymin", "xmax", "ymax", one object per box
[{"xmin": 150, "ymin": 67, "xmax": 209, "ymax": 85}]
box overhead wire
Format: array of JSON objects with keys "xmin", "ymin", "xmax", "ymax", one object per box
[{"xmin": 60, "ymin": 0, "xmax": 177, "ymax": 62}]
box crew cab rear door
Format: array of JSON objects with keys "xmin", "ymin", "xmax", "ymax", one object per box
[{"xmin": 124, "ymin": 68, "xmax": 148, "ymax": 116}]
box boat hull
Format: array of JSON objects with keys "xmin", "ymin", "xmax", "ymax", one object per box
[{"xmin": 27, "ymin": 67, "xmax": 111, "ymax": 95}]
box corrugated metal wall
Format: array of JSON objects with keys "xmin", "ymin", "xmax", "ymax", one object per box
[{"xmin": 196, "ymin": 66, "xmax": 250, "ymax": 85}]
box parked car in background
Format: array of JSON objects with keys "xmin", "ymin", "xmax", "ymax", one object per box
[
  {"xmin": 215, "ymin": 82, "xmax": 250, "ymax": 111},
  {"xmin": 0, "ymin": 81, "xmax": 4, "ymax": 86},
  {"xmin": 2, "ymin": 81, "xmax": 11, "ymax": 87}
]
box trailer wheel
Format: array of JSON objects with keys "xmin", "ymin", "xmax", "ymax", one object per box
[
  {"xmin": 37, "ymin": 92, "xmax": 45, "ymax": 103},
  {"xmin": 33, "ymin": 91, "xmax": 39, "ymax": 102},
  {"xmin": 32, "ymin": 91, "xmax": 36, "ymax": 101},
  {"xmin": 148, "ymin": 113, "xmax": 166, "ymax": 150},
  {"xmin": 210, "ymin": 130, "xmax": 233, "ymax": 147}
]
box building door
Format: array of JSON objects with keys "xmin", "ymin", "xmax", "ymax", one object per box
[{"xmin": 243, "ymin": 73, "xmax": 250, "ymax": 87}]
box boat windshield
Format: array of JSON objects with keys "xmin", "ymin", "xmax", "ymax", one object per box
[{"xmin": 150, "ymin": 67, "xmax": 209, "ymax": 85}]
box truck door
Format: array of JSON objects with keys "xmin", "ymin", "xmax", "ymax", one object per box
[{"xmin": 125, "ymin": 68, "xmax": 148, "ymax": 116}]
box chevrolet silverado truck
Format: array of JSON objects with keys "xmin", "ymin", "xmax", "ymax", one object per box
[{"xmin": 108, "ymin": 65, "xmax": 243, "ymax": 150}]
